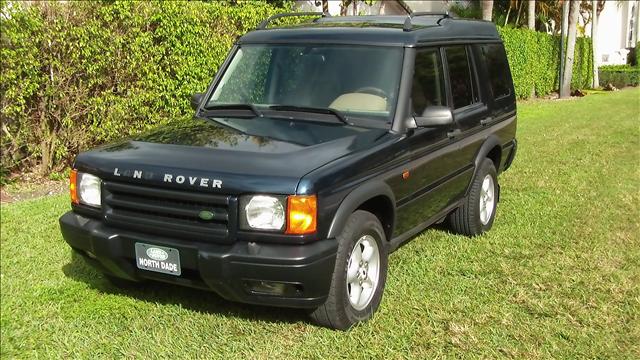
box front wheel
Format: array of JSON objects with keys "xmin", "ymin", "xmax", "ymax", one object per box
[
  {"xmin": 310, "ymin": 210, "xmax": 388, "ymax": 330},
  {"xmin": 448, "ymin": 158, "xmax": 499, "ymax": 236}
]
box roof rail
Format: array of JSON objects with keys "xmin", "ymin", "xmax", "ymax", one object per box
[
  {"xmin": 257, "ymin": 12, "xmax": 330, "ymax": 30},
  {"xmin": 403, "ymin": 11, "xmax": 451, "ymax": 31}
]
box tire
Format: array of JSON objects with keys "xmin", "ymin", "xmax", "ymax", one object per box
[
  {"xmin": 448, "ymin": 158, "xmax": 499, "ymax": 236},
  {"xmin": 310, "ymin": 210, "xmax": 388, "ymax": 330}
]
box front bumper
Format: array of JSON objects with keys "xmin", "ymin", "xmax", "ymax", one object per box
[{"xmin": 60, "ymin": 211, "xmax": 337, "ymax": 308}]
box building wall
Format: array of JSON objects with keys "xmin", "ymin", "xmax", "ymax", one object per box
[{"xmin": 593, "ymin": 0, "xmax": 639, "ymax": 65}]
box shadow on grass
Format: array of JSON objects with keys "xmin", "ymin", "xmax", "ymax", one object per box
[{"xmin": 62, "ymin": 251, "xmax": 309, "ymax": 325}]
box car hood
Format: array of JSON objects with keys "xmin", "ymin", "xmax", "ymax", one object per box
[{"xmin": 74, "ymin": 117, "xmax": 389, "ymax": 195}]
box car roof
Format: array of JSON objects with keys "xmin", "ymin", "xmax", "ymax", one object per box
[{"xmin": 238, "ymin": 15, "xmax": 501, "ymax": 47}]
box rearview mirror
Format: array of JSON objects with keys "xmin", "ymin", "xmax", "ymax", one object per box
[
  {"xmin": 191, "ymin": 92, "xmax": 204, "ymax": 110},
  {"xmin": 414, "ymin": 106, "xmax": 454, "ymax": 128}
]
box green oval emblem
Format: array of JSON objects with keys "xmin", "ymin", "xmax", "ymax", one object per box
[{"xmin": 198, "ymin": 210, "xmax": 215, "ymax": 221}]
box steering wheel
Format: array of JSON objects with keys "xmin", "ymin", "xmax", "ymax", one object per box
[{"xmin": 354, "ymin": 86, "xmax": 388, "ymax": 99}]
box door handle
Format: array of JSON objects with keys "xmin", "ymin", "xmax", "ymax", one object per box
[
  {"xmin": 447, "ymin": 129, "xmax": 462, "ymax": 139},
  {"xmin": 480, "ymin": 117, "xmax": 493, "ymax": 126}
]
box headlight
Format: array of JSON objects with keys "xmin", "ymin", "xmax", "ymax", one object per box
[
  {"xmin": 70, "ymin": 170, "xmax": 101, "ymax": 207},
  {"xmin": 240, "ymin": 195, "xmax": 285, "ymax": 231},
  {"xmin": 239, "ymin": 194, "xmax": 317, "ymax": 234}
]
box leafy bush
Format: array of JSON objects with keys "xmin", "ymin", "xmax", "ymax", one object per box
[
  {"xmin": 599, "ymin": 65, "xmax": 640, "ymax": 88},
  {"xmin": 0, "ymin": 1, "xmax": 291, "ymax": 177},
  {"xmin": 498, "ymin": 27, "xmax": 593, "ymax": 99}
]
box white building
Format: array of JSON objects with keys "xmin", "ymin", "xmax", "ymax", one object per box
[{"xmin": 589, "ymin": 0, "xmax": 640, "ymax": 65}]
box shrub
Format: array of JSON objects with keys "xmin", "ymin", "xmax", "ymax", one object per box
[
  {"xmin": 0, "ymin": 1, "xmax": 291, "ymax": 177},
  {"xmin": 498, "ymin": 27, "xmax": 592, "ymax": 99},
  {"xmin": 599, "ymin": 65, "xmax": 640, "ymax": 88}
]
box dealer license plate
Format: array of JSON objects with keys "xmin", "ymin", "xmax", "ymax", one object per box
[{"xmin": 135, "ymin": 242, "xmax": 181, "ymax": 276}]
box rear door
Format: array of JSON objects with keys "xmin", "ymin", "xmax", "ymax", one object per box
[
  {"xmin": 441, "ymin": 45, "xmax": 492, "ymax": 189},
  {"xmin": 444, "ymin": 45, "xmax": 490, "ymax": 132}
]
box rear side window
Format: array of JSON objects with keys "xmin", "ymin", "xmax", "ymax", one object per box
[
  {"xmin": 480, "ymin": 44, "xmax": 512, "ymax": 99},
  {"xmin": 411, "ymin": 48, "xmax": 446, "ymax": 116},
  {"xmin": 444, "ymin": 46, "xmax": 478, "ymax": 109}
]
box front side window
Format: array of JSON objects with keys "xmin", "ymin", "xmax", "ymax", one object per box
[
  {"xmin": 445, "ymin": 46, "xmax": 478, "ymax": 109},
  {"xmin": 411, "ymin": 48, "xmax": 446, "ymax": 116},
  {"xmin": 207, "ymin": 44, "xmax": 404, "ymax": 123}
]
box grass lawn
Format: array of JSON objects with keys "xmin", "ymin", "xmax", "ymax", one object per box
[{"xmin": 2, "ymin": 89, "xmax": 639, "ymax": 359}]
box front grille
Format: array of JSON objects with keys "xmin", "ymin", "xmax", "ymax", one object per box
[{"xmin": 102, "ymin": 181, "xmax": 237, "ymax": 243}]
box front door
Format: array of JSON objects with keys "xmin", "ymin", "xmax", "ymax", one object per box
[{"xmin": 394, "ymin": 47, "xmax": 461, "ymax": 235}]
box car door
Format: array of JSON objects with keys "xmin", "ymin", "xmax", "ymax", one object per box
[
  {"xmin": 444, "ymin": 45, "xmax": 490, "ymax": 132},
  {"xmin": 443, "ymin": 44, "xmax": 492, "ymax": 193},
  {"xmin": 393, "ymin": 47, "xmax": 463, "ymax": 236}
]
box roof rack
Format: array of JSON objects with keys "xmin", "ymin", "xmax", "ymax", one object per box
[
  {"xmin": 403, "ymin": 11, "xmax": 451, "ymax": 31},
  {"xmin": 257, "ymin": 12, "xmax": 331, "ymax": 30}
]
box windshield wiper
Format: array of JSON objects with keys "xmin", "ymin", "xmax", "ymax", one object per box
[
  {"xmin": 269, "ymin": 105, "xmax": 350, "ymax": 125},
  {"xmin": 202, "ymin": 104, "xmax": 264, "ymax": 118}
]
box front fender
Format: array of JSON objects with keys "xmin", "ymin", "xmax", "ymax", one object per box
[{"xmin": 326, "ymin": 180, "xmax": 396, "ymax": 239}]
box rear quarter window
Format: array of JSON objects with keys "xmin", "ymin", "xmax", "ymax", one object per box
[{"xmin": 480, "ymin": 44, "xmax": 512, "ymax": 99}]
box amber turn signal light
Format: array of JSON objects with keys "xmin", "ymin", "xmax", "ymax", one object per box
[
  {"xmin": 70, "ymin": 169, "xmax": 79, "ymax": 204},
  {"xmin": 286, "ymin": 195, "xmax": 317, "ymax": 235}
]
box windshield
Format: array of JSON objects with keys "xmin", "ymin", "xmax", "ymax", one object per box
[{"xmin": 206, "ymin": 44, "xmax": 404, "ymax": 124}]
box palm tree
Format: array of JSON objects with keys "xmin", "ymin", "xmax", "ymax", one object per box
[
  {"xmin": 592, "ymin": 0, "xmax": 598, "ymax": 88},
  {"xmin": 561, "ymin": 0, "xmax": 580, "ymax": 98},
  {"xmin": 528, "ymin": 0, "xmax": 535, "ymax": 29},
  {"xmin": 481, "ymin": 0, "xmax": 493, "ymax": 21}
]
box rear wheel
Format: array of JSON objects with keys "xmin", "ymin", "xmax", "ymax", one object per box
[
  {"xmin": 310, "ymin": 210, "xmax": 388, "ymax": 330},
  {"xmin": 448, "ymin": 158, "xmax": 499, "ymax": 236}
]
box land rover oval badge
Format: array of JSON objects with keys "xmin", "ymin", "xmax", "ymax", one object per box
[
  {"xmin": 146, "ymin": 247, "xmax": 169, "ymax": 261},
  {"xmin": 198, "ymin": 210, "xmax": 215, "ymax": 221}
]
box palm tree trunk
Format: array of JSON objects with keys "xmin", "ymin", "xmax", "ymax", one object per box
[
  {"xmin": 515, "ymin": 0, "xmax": 525, "ymax": 27},
  {"xmin": 340, "ymin": 0, "xmax": 350, "ymax": 16},
  {"xmin": 504, "ymin": 5, "xmax": 512, "ymax": 26},
  {"xmin": 528, "ymin": 0, "xmax": 536, "ymax": 29},
  {"xmin": 592, "ymin": 0, "xmax": 599, "ymax": 88},
  {"xmin": 481, "ymin": 0, "xmax": 493, "ymax": 21},
  {"xmin": 561, "ymin": 0, "xmax": 580, "ymax": 98}
]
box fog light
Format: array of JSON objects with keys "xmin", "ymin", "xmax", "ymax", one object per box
[{"xmin": 244, "ymin": 280, "xmax": 303, "ymax": 296}]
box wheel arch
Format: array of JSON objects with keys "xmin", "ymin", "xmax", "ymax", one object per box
[
  {"xmin": 327, "ymin": 181, "xmax": 396, "ymax": 241},
  {"xmin": 465, "ymin": 136, "xmax": 502, "ymax": 196}
]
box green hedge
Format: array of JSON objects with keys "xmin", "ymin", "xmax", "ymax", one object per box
[
  {"xmin": 498, "ymin": 27, "xmax": 593, "ymax": 99},
  {"xmin": 0, "ymin": 1, "xmax": 291, "ymax": 176},
  {"xmin": 599, "ymin": 65, "xmax": 640, "ymax": 88},
  {"xmin": 0, "ymin": 2, "xmax": 594, "ymax": 177}
]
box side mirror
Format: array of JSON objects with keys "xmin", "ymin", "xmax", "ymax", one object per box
[
  {"xmin": 414, "ymin": 106, "xmax": 454, "ymax": 128},
  {"xmin": 191, "ymin": 92, "xmax": 204, "ymax": 110}
]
